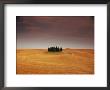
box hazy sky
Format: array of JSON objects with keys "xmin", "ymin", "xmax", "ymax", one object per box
[{"xmin": 16, "ymin": 16, "xmax": 94, "ymax": 49}]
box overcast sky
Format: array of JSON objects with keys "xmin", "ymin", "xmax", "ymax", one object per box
[{"xmin": 16, "ymin": 16, "xmax": 94, "ymax": 49}]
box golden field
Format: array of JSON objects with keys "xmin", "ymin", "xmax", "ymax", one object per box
[{"xmin": 16, "ymin": 49, "xmax": 94, "ymax": 74}]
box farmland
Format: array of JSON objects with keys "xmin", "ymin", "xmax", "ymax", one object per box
[{"xmin": 16, "ymin": 49, "xmax": 94, "ymax": 74}]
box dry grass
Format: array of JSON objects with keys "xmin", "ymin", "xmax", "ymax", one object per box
[{"xmin": 16, "ymin": 49, "xmax": 94, "ymax": 74}]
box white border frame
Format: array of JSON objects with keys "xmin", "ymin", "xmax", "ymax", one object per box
[{"xmin": 5, "ymin": 4, "xmax": 107, "ymax": 87}]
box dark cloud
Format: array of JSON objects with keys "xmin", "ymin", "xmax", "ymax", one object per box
[{"xmin": 16, "ymin": 16, "xmax": 94, "ymax": 49}]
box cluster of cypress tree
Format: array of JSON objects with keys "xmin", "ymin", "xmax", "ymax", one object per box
[{"xmin": 48, "ymin": 46, "xmax": 62, "ymax": 52}]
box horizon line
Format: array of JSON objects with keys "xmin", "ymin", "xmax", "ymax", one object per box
[{"xmin": 16, "ymin": 48, "xmax": 94, "ymax": 49}]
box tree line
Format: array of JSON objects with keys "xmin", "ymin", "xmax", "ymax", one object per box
[{"xmin": 48, "ymin": 46, "xmax": 62, "ymax": 52}]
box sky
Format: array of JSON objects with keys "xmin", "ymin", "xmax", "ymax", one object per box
[{"xmin": 16, "ymin": 16, "xmax": 94, "ymax": 49}]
